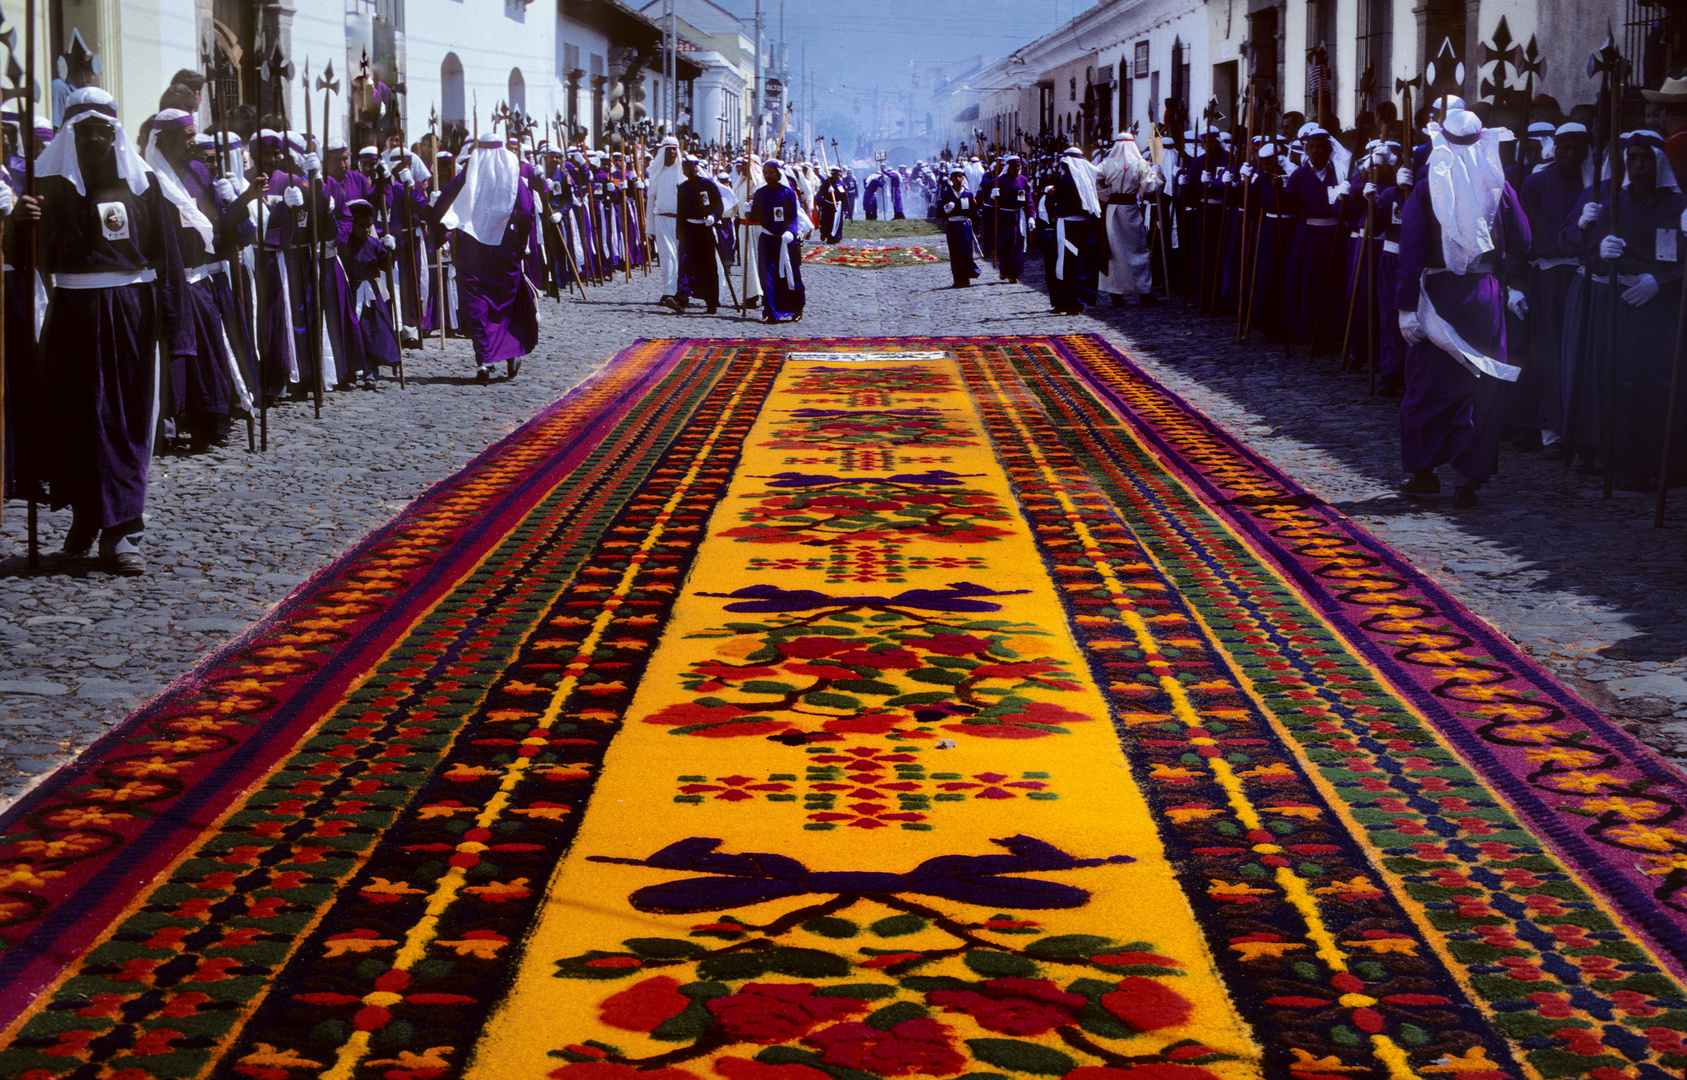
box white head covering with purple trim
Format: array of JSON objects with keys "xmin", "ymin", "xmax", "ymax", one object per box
[
  {"xmin": 37, "ymin": 87, "xmax": 151, "ymax": 197},
  {"xmin": 142, "ymin": 108, "xmax": 215, "ymax": 254}
]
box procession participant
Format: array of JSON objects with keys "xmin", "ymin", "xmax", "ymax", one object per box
[
  {"xmin": 748, "ymin": 158, "xmax": 805, "ymax": 324},
  {"xmin": 886, "ymin": 162, "xmax": 906, "ymax": 219},
  {"xmin": 841, "ymin": 166, "xmax": 857, "ymax": 221},
  {"xmin": 1049, "ymin": 146, "xmax": 1102, "ymax": 316},
  {"xmin": 29, "ymin": 87, "xmax": 192, "ymax": 573},
  {"xmin": 434, "ymin": 132, "xmax": 539, "ymax": 383},
  {"xmin": 647, "ymin": 135, "xmax": 683, "ymax": 309},
  {"xmin": 937, "ymin": 169, "xmax": 981, "ymax": 288},
  {"xmin": 1395, "ymin": 109, "xmax": 1531, "ymax": 509},
  {"xmin": 1560, "ymin": 129, "xmax": 1686, "ymax": 489},
  {"xmin": 732, "ymin": 153, "xmax": 764, "ymax": 312},
  {"xmin": 1510, "ymin": 122, "xmax": 1591, "ymax": 455},
  {"xmin": 144, "ymin": 107, "xmax": 260, "ymax": 449},
  {"xmin": 1241, "ymin": 140, "xmax": 1290, "ymax": 341},
  {"xmin": 1188, "ymin": 127, "xmax": 1230, "ymax": 310},
  {"xmin": 255, "ymin": 129, "xmax": 312, "ymax": 398},
  {"xmin": 1372, "ymin": 141, "xmax": 1412, "ymax": 393},
  {"xmin": 862, "ymin": 165, "xmax": 883, "ymax": 221},
  {"xmin": 816, "ymin": 165, "xmax": 845, "ymax": 244},
  {"xmin": 1097, "ymin": 131, "xmax": 1159, "ymax": 306},
  {"xmin": 673, "ymin": 157, "xmax": 724, "ymax": 314},
  {"xmin": 340, "ymin": 200, "xmax": 403, "ymax": 371},
  {"xmin": 1282, "ymin": 125, "xmax": 1350, "ymax": 349},
  {"xmin": 993, "ymin": 155, "xmax": 1031, "ymax": 284}
]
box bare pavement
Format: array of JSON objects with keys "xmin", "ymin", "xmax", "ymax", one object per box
[{"xmin": 4, "ymin": 226, "xmax": 1687, "ymax": 808}]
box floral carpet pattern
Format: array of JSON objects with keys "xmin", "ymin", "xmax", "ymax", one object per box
[
  {"xmin": 801, "ymin": 246, "xmax": 945, "ymax": 269},
  {"xmin": 1, "ymin": 336, "xmax": 1685, "ymax": 1080}
]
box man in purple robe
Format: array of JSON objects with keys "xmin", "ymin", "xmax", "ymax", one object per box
[
  {"xmin": 816, "ymin": 166, "xmax": 845, "ymax": 245},
  {"xmin": 1048, "ymin": 147, "xmax": 1102, "ymax": 315},
  {"xmin": 748, "ymin": 159, "xmax": 805, "ymax": 323},
  {"xmin": 1509, "ymin": 122, "xmax": 1591, "ymax": 456},
  {"xmin": 938, "ymin": 170, "xmax": 982, "ymax": 288},
  {"xmin": 991, "ymin": 156, "xmax": 1032, "ymax": 285},
  {"xmin": 28, "ymin": 87, "xmax": 192, "ymax": 573},
  {"xmin": 1559, "ymin": 129, "xmax": 1686, "ymax": 488},
  {"xmin": 434, "ymin": 132, "xmax": 538, "ymax": 383},
  {"xmin": 1395, "ymin": 109, "xmax": 1531, "ymax": 509},
  {"xmin": 144, "ymin": 107, "xmax": 259, "ymax": 449},
  {"xmin": 1282, "ymin": 126, "xmax": 1351, "ymax": 351},
  {"xmin": 341, "ymin": 200, "xmax": 403, "ymax": 371}
]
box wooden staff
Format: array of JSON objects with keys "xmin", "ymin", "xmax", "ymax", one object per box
[
  {"xmin": 299, "ymin": 59, "xmax": 326, "ymax": 416},
  {"xmin": 1235, "ymin": 86, "xmax": 1257, "ymax": 342},
  {"xmin": 1338, "ymin": 152, "xmax": 1375, "ymax": 372},
  {"xmin": 22, "ymin": 0, "xmax": 37, "ymax": 566},
  {"xmin": 1598, "ymin": 40, "xmax": 1623, "ymax": 501},
  {"xmin": 1653, "ymin": 206, "xmax": 1687, "ymax": 527},
  {"xmin": 204, "ymin": 40, "xmax": 257, "ymax": 452}
]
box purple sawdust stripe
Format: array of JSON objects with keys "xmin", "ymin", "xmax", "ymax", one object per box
[
  {"xmin": 0, "ymin": 341, "xmax": 699, "ymax": 1021},
  {"xmin": 1049, "ymin": 334, "xmax": 1687, "ymax": 977}
]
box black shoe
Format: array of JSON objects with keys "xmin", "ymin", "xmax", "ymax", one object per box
[
  {"xmin": 476, "ymin": 366, "xmax": 491, "ymax": 385},
  {"xmin": 1006, "ymin": 277, "xmax": 1018, "ymax": 284},
  {"xmin": 110, "ymin": 551, "xmax": 146, "ymax": 576},
  {"xmin": 1400, "ymin": 471, "xmax": 1440, "ymax": 496},
  {"xmin": 704, "ymin": 305, "xmax": 718, "ymax": 314},
  {"xmin": 506, "ymin": 357, "xmax": 523, "ymax": 379},
  {"xmin": 1511, "ymin": 431, "xmax": 1542, "ymax": 452},
  {"xmin": 1542, "ymin": 443, "xmax": 1567, "ymax": 462},
  {"xmin": 1450, "ymin": 484, "xmax": 1479, "ymax": 509},
  {"xmin": 1140, "ymin": 293, "xmax": 1161, "ymax": 306},
  {"xmin": 761, "ymin": 314, "xmax": 777, "ymax": 324}
]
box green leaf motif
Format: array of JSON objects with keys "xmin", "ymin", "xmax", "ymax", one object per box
[
  {"xmin": 869, "ymin": 915, "xmax": 930, "ymax": 938},
  {"xmin": 1025, "ymin": 935, "xmax": 1115, "ymax": 959},
  {"xmin": 907, "ymin": 668, "xmax": 967, "ymax": 686},
  {"xmin": 742, "ymin": 680, "xmax": 802, "ymax": 695},
  {"xmin": 963, "ymin": 951, "xmax": 1039, "ymax": 978},
  {"xmin": 766, "ymin": 946, "xmax": 853, "ymax": 978},
  {"xmin": 815, "ymin": 983, "xmax": 900, "ymax": 1000},
  {"xmin": 650, "ymin": 1001, "xmax": 714, "ymax": 1042},
  {"xmin": 965, "ymin": 1040, "xmax": 1079, "ymax": 1076},
  {"xmin": 803, "ymin": 917, "xmax": 860, "ymax": 939},
  {"xmin": 865, "ymin": 1001, "xmax": 930, "ymax": 1030},
  {"xmin": 805, "ymin": 692, "xmax": 865, "ymax": 711},
  {"xmin": 623, "ymin": 938, "xmax": 707, "ymax": 959},
  {"xmin": 834, "ymin": 679, "xmax": 903, "ymax": 696}
]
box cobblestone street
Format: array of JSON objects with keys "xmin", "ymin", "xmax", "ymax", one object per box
[{"xmin": 4, "ymin": 232, "xmax": 1686, "ymax": 807}]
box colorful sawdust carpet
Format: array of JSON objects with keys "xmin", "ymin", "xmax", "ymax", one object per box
[
  {"xmin": 802, "ymin": 246, "xmax": 944, "ymax": 268},
  {"xmin": 2, "ymin": 336, "xmax": 1686, "ymax": 1080}
]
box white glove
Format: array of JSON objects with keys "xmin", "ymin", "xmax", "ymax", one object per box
[
  {"xmin": 381, "ymin": 233, "xmax": 397, "ymax": 251},
  {"xmin": 1622, "ymin": 273, "xmax": 1660, "ymax": 307},
  {"xmin": 1239, "ymin": 164, "xmax": 1255, "ymax": 180},
  {"xmin": 1399, "ymin": 309, "xmax": 1425, "ymax": 346},
  {"xmin": 213, "ymin": 178, "xmax": 237, "ymax": 204},
  {"xmin": 1334, "ymin": 180, "xmax": 1352, "ymax": 198},
  {"xmin": 704, "ymin": 214, "xmax": 717, "ymax": 227},
  {"xmin": 0, "ymin": 184, "xmax": 15, "ymax": 216},
  {"xmin": 302, "ymin": 152, "xmax": 321, "ymax": 176},
  {"xmin": 1599, "ymin": 234, "xmax": 1625, "ymax": 261},
  {"xmin": 1507, "ymin": 288, "xmax": 1528, "ymax": 319},
  {"xmin": 550, "ymin": 211, "xmax": 562, "ymax": 225},
  {"xmin": 1396, "ymin": 166, "xmax": 1413, "ymax": 187},
  {"xmin": 1363, "ymin": 182, "xmax": 1377, "ymax": 198},
  {"xmin": 1200, "ymin": 170, "xmax": 1211, "ymax": 184},
  {"xmin": 375, "ymin": 161, "xmax": 391, "ymax": 180},
  {"xmin": 284, "ymin": 186, "xmax": 304, "ymax": 208},
  {"xmin": 1578, "ymin": 202, "xmax": 1602, "ymax": 229},
  {"xmin": 397, "ymin": 168, "xmax": 413, "ymax": 186}
]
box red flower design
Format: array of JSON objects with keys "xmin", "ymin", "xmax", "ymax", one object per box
[
  {"xmin": 598, "ymin": 976, "xmax": 693, "ymax": 1032},
  {"xmin": 803, "ymin": 1018, "xmax": 967, "ymax": 1077},
  {"xmin": 1100, "ymin": 977, "xmax": 1195, "ymax": 1032},
  {"xmin": 832, "ymin": 648, "xmax": 922, "ymax": 669},
  {"xmin": 705, "ymin": 983, "xmax": 870, "ymax": 1043},
  {"xmin": 644, "ymin": 703, "xmax": 753, "ymax": 728},
  {"xmin": 927, "ymin": 978, "xmax": 1089, "ymax": 1035},
  {"xmin": 712, "ymin": 1057, "xmax": 831, "ymax": 1080}
]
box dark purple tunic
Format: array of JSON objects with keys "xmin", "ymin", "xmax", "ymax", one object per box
[
  {"xmin": 433, "ymin": 167, "xmax": 539, "ymax": 366},
  {"xmin": 1508, "ymin": 162, "xmax": 1589, "ymax": 431},
  {"xmin": 39, "ymin": 171, "xmax": 191, "ymax": 527},
  {"xmin": 1393, "ymin": 180, "xmax": 1530, "ymax": 483}
]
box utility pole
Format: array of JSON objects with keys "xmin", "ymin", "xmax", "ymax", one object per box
[{"xmin": 664, "ymin": 0, "xmax": 675, "ymax": 130}]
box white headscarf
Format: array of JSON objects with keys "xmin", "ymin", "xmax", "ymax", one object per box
[
  {"xmin": 1552, "ymin": 122, "xmax": 1595, "ymax": 189},
  {"xmin": 37, "ymin": 87, "xmax": 151, "ymax": 198},
  {"xmin": 1425, "ymin": 109, "xmax": 1506, "ymax": 274},
  {"xmin": 646, "ymin": 136, "xmax": 683, "ymax": 218},
  {"xmin": 1100, "ymin": 132, "xmax": 1147, "ymax": 192},
  {"xmin": 1060, "ymin": 148, "xmax": 1101, "ymax": 216},
  {"xmin": 142, "ymin": 109, "xmax": 215, "ymax": 255},
  {"xmin": 1613, "ymin": 129, "xmax": 1681, "ymax": 192},
  {"xmin": 439, "ymin": 133, "xmax": 519, "ymax": 244}
]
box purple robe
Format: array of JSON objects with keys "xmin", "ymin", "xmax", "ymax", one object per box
[
  {"xmin": 1282, "ymin": 161, "xmax": 1349, "ymax": 347},
  {"xmin": 1508, "ymin": 163, "xmax": 1588, "ymax": 431},
  {"xmin": 38, "ymin": 172, "xmax": 191, "ymax": 528},
  {"xmin": 1559, "ymin": 184, "xmax": 1687, "ymax": 480},
  {"xmin": 751, "ymin": 181, "xmax": 805, "ymax": 321},
  {"xmin": 164, "ymin": 161, "xmax": 250, "ymax": 429},
  {"xmin": 993, "ymin": 174, "xmax": 1032, "ymax": 281},
  {"xmin": 939, "ymin": 186, "xmax": 982, "ymax": 286},
  {"xmin": 1393, "ymin": 180, "xmax": 1530, "ymax": 484},
  {"xmin": 1374, "ymin": 184, "xmax": 1408, "ymax": 382},
  {"xmin": 340, "ymin": 233, "xmax": 403, "ymax": 368},
  {"xmin": 434, "ymin": 168, "xmax": 539, "ymax": 366}
]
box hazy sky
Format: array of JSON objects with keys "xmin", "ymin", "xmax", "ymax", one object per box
[{"xmin": 723, "ymin": 0, "xmax": 1085, "ymax": 110}]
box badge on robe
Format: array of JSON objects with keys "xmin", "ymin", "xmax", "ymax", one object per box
[
  {"xmin": 1659, "ymin": 228, "xmax": 1679, "ymax": 263},
  {"xmin": 98, "ymin": 201, "xmax": 130, "ymax": 242}
]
